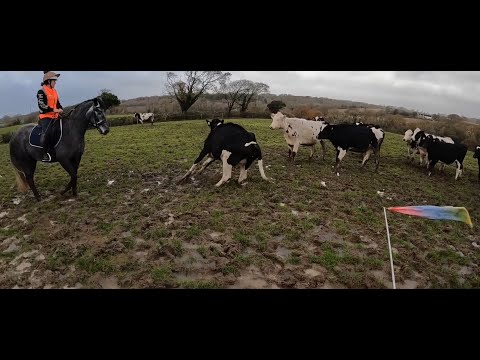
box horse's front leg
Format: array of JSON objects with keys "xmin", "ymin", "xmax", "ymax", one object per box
[{"xmin": 58, "ymin": 157, "xmax": 79, "ymax": 196}]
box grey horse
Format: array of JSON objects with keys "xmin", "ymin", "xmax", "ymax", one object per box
[{"xmin": 9, "ymin": 97, "xmax": 109, "ymax": 201}]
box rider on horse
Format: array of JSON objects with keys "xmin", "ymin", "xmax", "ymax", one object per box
[{"xmin": 37, "ymin": 71, "xmax": 63, "ymax": 162}]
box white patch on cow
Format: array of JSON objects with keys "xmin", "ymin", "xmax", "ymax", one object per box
[
  {"xmin": 337, "ymin": 147, "xmax": 347, "ymax": 161},
  {"xmin": 244, "ymin": 141, "xmax": 257, "ymax": 147},
  {"xmin": 476, "ymin": 146, "xmax": 480, "ymax": 150},
  {"xmin": 370, "ymin": 127, "xmax": 384, "ymax": 141},
  {"xmin": 412, "ymin": 128, "xmax": 422, "ymax": 139},
  {"xmin": 434, "ymin": 135, "xmax": 454, "ymax": 144}
]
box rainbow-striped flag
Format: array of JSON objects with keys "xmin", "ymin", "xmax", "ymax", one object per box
[{"xmin": 387, "ymin": 206, "xmax": 473, "ymax": 227}]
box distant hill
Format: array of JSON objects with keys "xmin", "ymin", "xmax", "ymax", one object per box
[{"xmin": 1, "ymin": 92, "xmax": 477, "ymax": 126}]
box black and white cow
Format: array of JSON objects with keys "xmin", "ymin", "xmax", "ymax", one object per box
[
  {"xmin": 270, "ymin": 111, "xmax": 327, "ymax": 161},
  {"xmin": 418, "ymin": 136, "xmax": 468, "ymax": 180},
  {"xmin": 406, "ymin": 128, "xmax": 454, "ymax": 166},
  {"xmin": 402, "ymin": 129, "xmax": 422, "ymax": 161},
  {"xmin": 316, "ymin": 123, "xmax": 384, "ymax": 175},
  {"xmin": 473, "ymin": 145, "xmax": 480, "ymax": 182},
  {"xmin": 134, "ymin": 112, "xmax": 155, "ymax": 125},
  {"xmin": 179, "ymin": 119, "xmax": 268, "ymax": 186}
]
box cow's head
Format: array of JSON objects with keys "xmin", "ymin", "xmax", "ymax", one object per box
[
  {"xmin": 403, "ymin": 129, "xmax": 413, "ymax": 142},
  {"xmin": 418, "ymin": 134, "xmax": 435, "ymax": 148},
  {"xmin": 474, "ymin": 146, "xmax": 480, "ymax": 159},
  {"xmin": 270, "ymin": 111, "xmax": 287, "ymax": 129},
  {"xmin": 206, "ymin": 118, "xmax": 224, "ymax": 130},
  {"xmin": 316, "ymin": 124, "xmax": 333, "ymax": 140}
]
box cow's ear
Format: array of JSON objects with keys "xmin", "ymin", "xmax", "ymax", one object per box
[
  {"xmin": 206, "ymin": 120, "xmax": 211, "ymax": 126},
  {"xmin": 270, "ymin": 113, "xmax": 275, "ymax": 119}
]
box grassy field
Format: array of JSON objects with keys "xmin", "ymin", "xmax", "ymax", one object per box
[{"xmin": 0, "ymin": 119, "xmax": 479, "ymax": 289}]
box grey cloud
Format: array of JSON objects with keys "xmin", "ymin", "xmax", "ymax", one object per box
[{"xmin": 1, "ymin": 71, "xmax": 480, "ymax": 119}]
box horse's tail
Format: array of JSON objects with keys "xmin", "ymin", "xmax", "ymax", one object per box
[{"xmin": 12, "ymin": 165, "xmax": 28, "ymax": 193}]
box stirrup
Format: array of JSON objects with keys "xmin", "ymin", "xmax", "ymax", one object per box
[{"xmin": 41, "ymin": 153, "xmax": 52, "ymax": 162}]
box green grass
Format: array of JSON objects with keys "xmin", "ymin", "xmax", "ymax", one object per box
[{"xmin": 1, "ymin": 118, "xmax": 479, "ymax": 288}]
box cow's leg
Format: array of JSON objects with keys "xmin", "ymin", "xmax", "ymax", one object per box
[
  {"xmin": 428, "ymin": 159, "xmax": 438, "ymax": 177},
  {"xmin": 291, "ymin": 140, "xmax": 301, "ymax": 161},
  {"xmin": 179, "ymin": 148, "xmax": 209, "ymax": 182},
  {"xmin": 287, "ymin": 145, "xmax": 293, "ymax": 158},
  {"xmin": 196, "ymin": 156, "xmax": 215, "ymax": 175},
  {"xmin": 215, "ymin": 150, "xmax": 233, "ymax": 187},
  {"xmin": 407, "ymin": 146, "xmax": 415, "ymax": 161},
  {"xmin": 375, "ymin": 147, "xmax": 381, "ymax": 172},
  {"xmin": 361, "ymin": 148, "xmax": 374, "ymax": 167},
  {"xmin": 334, "ymin": 147, "xmax": 347, "ymax": 176},
  {"xmin": 320, "ymin": 140, "xmax": 327, "ymax": 160},
  {"xmin": 238, "ymin": 160, "xmax": 248, "ymax": 183},
  {"xmin": 419, "ymin": 152, "xmax": 426, "ymax": 166},
  {"xmin": 309, "ymin": 144, "xmax": 316, "ymax": 160},
  {"xmin": 454, "ymin": 160, "xmax": 463, "ymax": 180}
]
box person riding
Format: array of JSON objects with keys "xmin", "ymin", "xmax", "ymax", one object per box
[{"xmin": 37, "ymin": 71, "xmax": 63, "ymax": 162}]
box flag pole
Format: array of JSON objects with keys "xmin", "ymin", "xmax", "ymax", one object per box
[{"xmin": 383, "ymin": 207, "xmax": 396, "ymax": 289}]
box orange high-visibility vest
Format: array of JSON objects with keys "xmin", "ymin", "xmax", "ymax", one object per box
[{"xmin": 39, "ymin": 85, "xmax": 60, "ymax": 120}]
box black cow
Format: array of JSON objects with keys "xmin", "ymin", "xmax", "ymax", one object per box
[
  {"xmin": 473, "ymin": 145, "xmax": 480, "ymax": 182},
  {"xmin": 179, "ymin": 119, "xmax": 268, "ymax": 186},
  {"xmin": 419, "ymin": 136, "xmax": 468, "ymax": 180},
  {"xmin": 316, "ymin": 123, "xmax": 383, "ymax": 175}
]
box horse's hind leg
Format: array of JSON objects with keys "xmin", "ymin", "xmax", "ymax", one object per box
[{"xmin": 20, "ymin": 162, "xmax": 41, "ymax": 201}]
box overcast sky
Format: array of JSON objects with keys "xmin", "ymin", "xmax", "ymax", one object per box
[{"xmin": 1, "ymin": 71, "xmax": 480, "ymax": 119}]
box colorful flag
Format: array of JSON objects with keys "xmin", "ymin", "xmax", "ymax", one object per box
[{"xmin": 387, "ymin": 206, "xmax": 473, "ymax": 227}]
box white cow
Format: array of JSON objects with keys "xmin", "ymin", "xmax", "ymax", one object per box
[{"xmin": 270, "ymin": 111, "xmax": 327, "ymax": 161}]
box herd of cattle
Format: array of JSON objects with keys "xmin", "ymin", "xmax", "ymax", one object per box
[{"xmin": 175, "ymin": 110, "xmax": 480, "ymax": 186}]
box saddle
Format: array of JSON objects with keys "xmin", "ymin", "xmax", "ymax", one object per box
[{"xmin": 29, "ymin": 119, "xmax": 63, "ymax": 161}]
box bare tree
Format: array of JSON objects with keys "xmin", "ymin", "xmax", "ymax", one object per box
[
  {"xmin": 166, "ymin": 71, "xmax": 231, "ymax": 115},
  {"xmin": 236, "ymin": 81, "xmax": 270, "ymax": 116},
  {"xmin": 220, "ymin": 80, "xmax": 249, "ymax": 117}
]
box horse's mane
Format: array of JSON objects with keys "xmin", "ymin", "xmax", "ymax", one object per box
[{"xmin": 62, "ymin": 97, "xmax": 105, "ymax": 120}]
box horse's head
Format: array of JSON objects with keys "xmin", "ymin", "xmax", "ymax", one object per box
[{"xmin": 86, "ymin": 97, "xmax": 109, "ymax": 135}]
